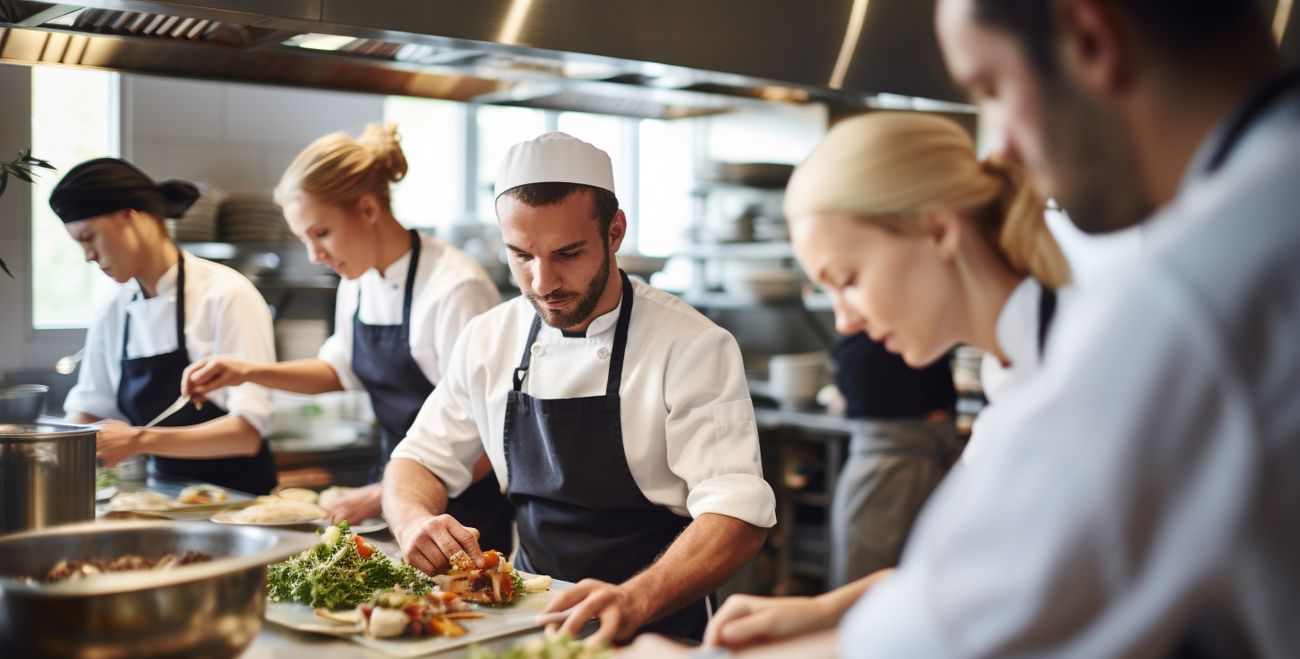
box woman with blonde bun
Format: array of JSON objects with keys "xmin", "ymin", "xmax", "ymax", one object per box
[
  {"xmin": 687, "ymin": 111, "xmax": 1074, "ymax": 652},
  {"xmin": 183, "ymin": 123, "xmax": 514, "ymax": 550}
]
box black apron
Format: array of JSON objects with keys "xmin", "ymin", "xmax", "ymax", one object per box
[
  {"xmin": 115, "ymin": 251, "xmax": 277, "ymax": 495},
  {"xmin": 504, "ymin": 270, "xmax": 711, "ymax": 641},
  {"xmin": 351, "ymin": 230, "xmax": 513, "ymax": 553}
]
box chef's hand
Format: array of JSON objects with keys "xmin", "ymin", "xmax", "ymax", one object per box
[
  {"xmin": 391, "ymin": 512, "xmax": 483, "ymax": 576},
  {"xmin": 95, "ymin": 419, "xmax": 144, "ymax": 468},
  {"xmin": 182, "ymin": 357, "xmax": 249, "ymax": 405},
  {"xmin": 322, "ymin": 483, "xmax": 382, "ymax": 525},
  {"xmin": 541, "ymin": 579, "xmax": 648, "ymax": 647},
  {"xmin": 703, "ymin": 594, "xmax": 835, "ymax": 649},
  {"xmin": 616, "ymin": 633, "xmax": 692, "ymax": 658}
]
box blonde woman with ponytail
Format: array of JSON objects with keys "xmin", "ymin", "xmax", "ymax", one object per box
[
  {"xmin": 689, "ymin": 112, "xmax": 1074, "ymax": 652},
  {"xmin": 182, "ymin": 124, "xmax": 515, "ymax": 550}
]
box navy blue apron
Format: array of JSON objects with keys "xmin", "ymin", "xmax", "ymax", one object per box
[
  {"xmin": 351, "ymin": 229, "xmax": 513, "ymax": 553},
  {"xmin": 115, "ymin": 251, "xmax": 277, "ymax": 495},
  {"xmin": 504, "ymin": 270, "xmax": 711, "ymax": 641}
]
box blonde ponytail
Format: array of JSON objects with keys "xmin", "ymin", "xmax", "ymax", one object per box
[
  {"xmin": 785, "ymin": 112, "xmax": 1071, "ymax": 289},
  {"xmin": 275, "ymin": 122, "xmax": 408, "ymax": 210},
  {"xmin": 982, "ymin": 157, "xmax": 1071, "ymax": 289}
]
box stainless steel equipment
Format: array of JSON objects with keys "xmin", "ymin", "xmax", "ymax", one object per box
[
  {"xmin": 0, "ymin": 422, "xmax": 96, "ymax": 535},
  {"xmin": 0, "ymin": 519, "xmax": 317, "ymax": 658},
  {"xmin": 0, "ymin": 0, "xmax": 976, "ymax": 119},
  {"xmin": 0, "ymin": 383, "xmax": 48, "ymax": 424}
]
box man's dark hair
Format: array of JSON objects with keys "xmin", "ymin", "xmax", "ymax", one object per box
[
  {"xmin": 972, "ymin": 0, "xmax": 1272, "ymax": 77},
  {"xmin": 501, "ymin": 182, "xmax": 620, "ymax": 239}
]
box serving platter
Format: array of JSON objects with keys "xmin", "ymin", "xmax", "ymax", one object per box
[{"xmin": 265, "ymin": 572, "xmax": 569, "ymax": 657}]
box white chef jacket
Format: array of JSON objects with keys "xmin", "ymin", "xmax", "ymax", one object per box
[
  {"xmin": 391, "ymin": 276, "xmax": 778, "ymax": 529},
  {"xmin": 964, "ymin": 277, "xmax": 1072, "ymax": 465},
  {"xmin": 317, "ymin": 233, "xmax": 500, "ymax": 390},
  {"xmin": 64, "ymin": 251, "xmax": 276, "ymax": 435},
  {"xmin": 842, "ymin": 83, "xmax": 1300, "ymax": 656}
]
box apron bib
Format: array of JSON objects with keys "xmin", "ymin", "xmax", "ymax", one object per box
[
  {"xmin": 116, "ymin": 251, "xmax": 277, "ymax": 494},
  {"xmin": 351, "ymin": 230, "xmax": 513, "ymax": 552},
  {"xmin": 503, "ymin": 271, "xmax": 711, "ymax": 640}
]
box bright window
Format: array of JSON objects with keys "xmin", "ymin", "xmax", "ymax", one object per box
[
  {"xmin": 637, "ymin": 118, "xmax": 697, "ymax": 256},
  {"xmin": 475, "ymin": 106, "xmax": 547, "ymax": 220},
  {"xmin": 383, "ymin": 96, "xmax": 461, "ymax": 231},
  {"xmin": 30, "ymin": 66, "xmax": 120, "ymax": 330}
]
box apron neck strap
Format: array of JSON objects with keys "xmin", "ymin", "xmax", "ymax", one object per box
[
  {"xmin": 512, "ymin": 269, "xmax": 634, "ymax": 395},
  {"xmin": 354, "ymin": 229, "xmax": 423, "ymax": 326},
  {"xmin": 604, "ymin": 270, "xmax": 633, "ymax": 396},
  {"xmin": 401, "ymin": 230, "xmax": 421, "ymax": 327},
  {"xmin": 122, "ymin": 245, "xmax": 186, "ymax": 359}
]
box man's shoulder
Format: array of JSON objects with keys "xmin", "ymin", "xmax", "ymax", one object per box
[{"xmin": 629, "ymin": 278, "xmax": 727, "ymax": 340}]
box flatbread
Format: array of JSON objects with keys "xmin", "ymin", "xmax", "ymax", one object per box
[
  {"xmin": 230, "ymin": 499, "xmax": 326, "ymax": 524},
  {"xmin": 107, "ymin": 490, "xmax": 175, "ymax": 512}
]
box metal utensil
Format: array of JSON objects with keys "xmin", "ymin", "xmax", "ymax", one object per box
[{"xmin": 143, "ymin": 394, "xmax": 191, "ymax": 428}]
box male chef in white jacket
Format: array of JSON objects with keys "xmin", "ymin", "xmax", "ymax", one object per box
[
  {"xmin": 625, "ymin": 0, "xmax": 1300, "ymax": 657},
  {"xmin": 382, "ymin": 132, "xmax": 776, "ymax": 644}
]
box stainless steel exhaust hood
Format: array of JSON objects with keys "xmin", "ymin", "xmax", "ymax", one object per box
[{"xmin": 0, "ymin": 0, "xmax": 971, "ymax": 119}]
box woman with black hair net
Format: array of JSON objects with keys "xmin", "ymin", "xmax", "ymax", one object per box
[{"xmin": 53, "ymin": 157, "xmax": 278, "ymax": 494}]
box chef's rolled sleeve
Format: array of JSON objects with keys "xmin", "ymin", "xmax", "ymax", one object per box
[
  {"xmin": 664, "ymin": 326, "xmax": 777, "ymax": 528},
  {"xmin": 63, "ymin": 299, "xmax": 124, "ymax": 420},
  {"xmin": 211, "ymin": 289, "xmax": 276, "ymax": 437}
]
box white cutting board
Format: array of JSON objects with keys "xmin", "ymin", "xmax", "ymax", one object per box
[{"xmin": 264, "ymin": 578, "xmax": 571, "ymax": 657}]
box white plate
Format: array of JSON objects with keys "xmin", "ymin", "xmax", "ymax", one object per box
[
  {"xmin": 265, "ymin": 575, "xmax": 566, "ymax": 658},
  {"xmin": 348, "ymin": 518, "xmax": 388, "ymax": 534},
  {"xmin": 210, "ymin": 509, "xmax": 328, "ymax": 527},
  {"xmin": 105, "ymin": 487, "xmax": 252, "ymax": 514}
]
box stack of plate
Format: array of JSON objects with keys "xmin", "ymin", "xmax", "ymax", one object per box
[
  {"xmin": 218, "ymin": 192, "xmax": 293, "ymax": 244},
  {"xmin": 168, "ymin": 186, "xmax": 224, "ymax": 243},
  {"xmin": 723, "ymin": 268, "xmax": 803, "ymax": 302},
  {"xmin": 769, "ymin": 352, "xmax": 829, "ymax": 407}
]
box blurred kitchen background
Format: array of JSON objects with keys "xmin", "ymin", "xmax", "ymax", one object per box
[{"xmin": 2, "ymin": 0, "xmax": 1295, "ymax": 596}]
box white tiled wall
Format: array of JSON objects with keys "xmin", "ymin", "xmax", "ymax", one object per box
[{"xmin": 124, "ymin": 74, "xmax": 385, "ymax": 194}]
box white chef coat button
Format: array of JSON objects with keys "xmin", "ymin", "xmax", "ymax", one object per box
[
  {"xmin": 531, "ymin": 343, "xmax": 544, "ymax": 357},
  {"xmin": 597, "ymin": 347, "xmax": 610, "ymax": 360}
]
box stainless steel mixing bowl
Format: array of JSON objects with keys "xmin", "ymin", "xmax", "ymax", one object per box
[
  {"xmin": 0, "ymin": 520, "xmax": 317, "ymax": 658},
  {"xmin": 0, "ymin": 384, "xmax": 48, "ymax": 424}
]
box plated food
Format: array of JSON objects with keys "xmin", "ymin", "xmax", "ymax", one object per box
[
  {"xmin": 212, "ymin": 498, "xmax": 326, "ymax": 525},
  {"xmin": 313, "ymin": 587, "xmax": 484, "ymax": 639},
  {"xmin": 468, "ymin": 633, "xmax": 612, "ymax": 659},
  {"xmin": 433, "ymin": 550, "xmax": 530, "ymax": 606},
  {"xmin": 106, "ymin": 490, "xmax": 177, "ymax": 512},
  {"xmin": 268, "ymin": 523, "xmax": 433, "ymax": 610},
  {"xmin": 177, "ymin": 484, "xmax": 227, "ymax": 505}
]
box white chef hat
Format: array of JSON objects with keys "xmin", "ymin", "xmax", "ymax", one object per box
[{"xmin": 494, "ymin": 132, "xmax": 616, "ymax": 200}]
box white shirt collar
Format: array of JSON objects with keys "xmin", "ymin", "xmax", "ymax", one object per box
[
  {"xmin": 370, "ymin": 247, "xmax": 413, "ymax": 288},
  {"xmin": 537, "ymin": 280, "xmax": 627, "ymax": 340},
  {"xmin": 128, "ymin": 250, "xmax": 184, "ymax": 300},
  {"xmin": 995, "ymin": 277, "xmax": 1041, "ymax": 372}
]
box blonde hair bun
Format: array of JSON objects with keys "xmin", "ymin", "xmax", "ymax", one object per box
[{"xmin": 275, "ymin": 122, "xmax": 408, "ymax": 210}]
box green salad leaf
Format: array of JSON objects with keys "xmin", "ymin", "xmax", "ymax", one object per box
[
  {"xmin": 469, "ymin": 633, "xmax": 612, "ymax": 659},
  {"xmin": 267, "ymin": 521, "xmax": 432, "ymax": 610}
]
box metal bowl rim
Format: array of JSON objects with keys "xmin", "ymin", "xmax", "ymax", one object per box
[
  {"xmin": 0, "ymin": 384, "xmax": 49, "ymax": 398},
  {"xmin": 0, "ymin": 422, "xmax": 98, "ymax": 441},
  {"xmin": 0, "ymin": 519, "xmax": 317, "ymax": 598}
]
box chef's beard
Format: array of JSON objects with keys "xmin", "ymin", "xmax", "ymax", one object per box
[{"xmin": 526, "ymin": 248, "xmax": 612, "ymax": 331}]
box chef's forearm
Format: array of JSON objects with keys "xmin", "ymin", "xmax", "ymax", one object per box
[
  {"xmin": 244, "ymin": 358, "xmax": 343, "ymax": 395},
  {"xmin": 381, "ymin": 457, "xmax": 450, "ymax": 526},
  {"xmin": 624, "ymin": 513, "xmax": 767, "ymax": 625},
  {"xmin": 137, "ymin": 415, "xmax": 261, "ymax": 457}
]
